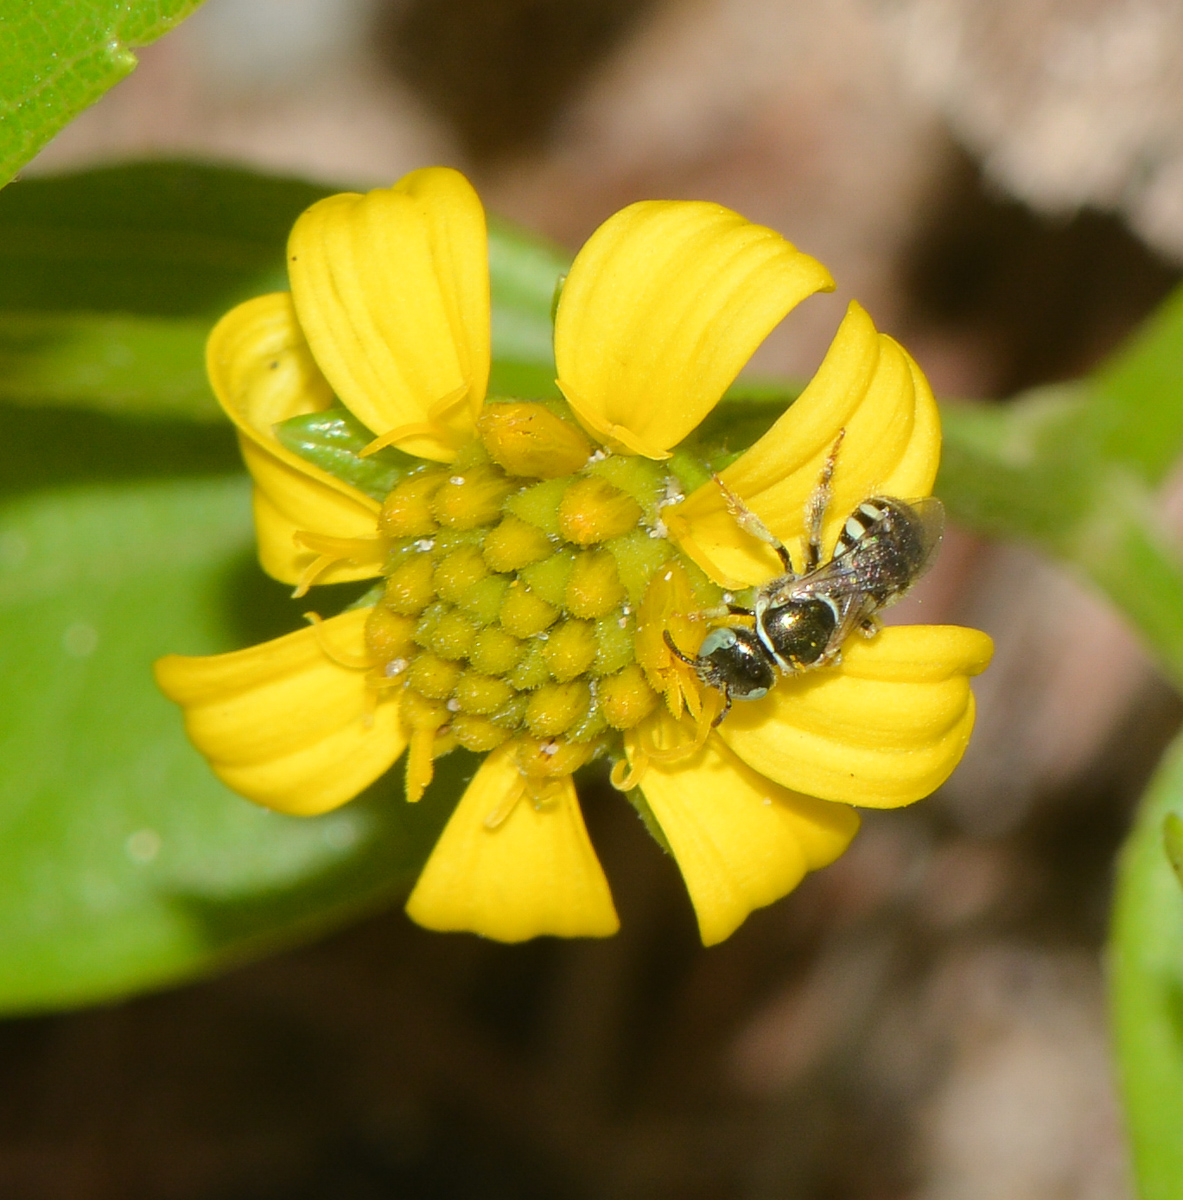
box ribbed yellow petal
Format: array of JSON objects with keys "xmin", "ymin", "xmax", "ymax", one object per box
[
  {"xmin": 288, "ymin": 167, "xmax": 490, "ymax": 462},
  {"xmin": 718, "ymin": 625, "xmax": 993, "ymax": 808},
  {"xmin": 405, "ymin": 746, "xmax": 619, "ymax": 942},
  {"xmin": 637, "ymin": 735, "xmax": 858, "ymax": 945},
  {"xmin": 154, "ymin": 608, "xmax": 403, "ymax": 816},
  {"xmin": 667, "ymin": 302, "xmax": 941, "ymax": 586},
  {"xmin": 207, "ymin": 293, "xmax": 382, "ymax": 586},
  {"xmin": 554, "ymin": 200, "xmax": 833, "ymax": 459}
]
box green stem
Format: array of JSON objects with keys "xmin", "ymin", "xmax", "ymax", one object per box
[{"xmin": 1110, "ymin": 731, "xmax": 1183, "ymax": 1200}]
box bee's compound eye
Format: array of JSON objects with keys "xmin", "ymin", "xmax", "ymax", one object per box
[{"xmin": 698, "ymin": 627, "xmax": 738, "ymax": 657}]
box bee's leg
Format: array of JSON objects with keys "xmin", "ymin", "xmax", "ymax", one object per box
[
  {"xmin": 712, "ymin": 686, "xmax": 733, "ymax": 726},
  {"xmin": 712, "ymin": 473, "xmax": 794, "ymax": 576},
  {"xmin": 804, "ymin": 428, "xmax": 846, "ymax": 571},
  {"xmin": 858, "ymin": 615, "xmax": 881, "ymax": 639}
]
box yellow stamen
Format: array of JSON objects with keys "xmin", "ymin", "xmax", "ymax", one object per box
[
  {"xmin": 291, "ymin": 532, "xmax": 388, "ymax": 598},
  {"xmin": 557, "ymin": 380, "xmax": 672, "ymax": 460},
  {"xmin": 483, "ymin": 772, "xmax": 527, "ymax": 829},
  {"xmin": 302, "ymin": 611, "xmax": 375, "ymax": 670},
  {"xmin": 361, "ymin": 384, "xmax": 469, "ymax": 457},
  {"xmin": 610, "ymin": 742, "xmax": 648, "ymax": 791}
]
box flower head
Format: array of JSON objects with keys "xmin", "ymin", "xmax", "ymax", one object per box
[{"xmin": 155, "ymin": 167, "xmax": 992, "ymax": 946}]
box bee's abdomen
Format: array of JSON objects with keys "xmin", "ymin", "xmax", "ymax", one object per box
[
  {"xmin": 835, "ymin": 499, "xmax": 892, "ymax": 556},
  {"xmin": 834, "ymin": 496, "xmax": 929, "ymax": 600}
]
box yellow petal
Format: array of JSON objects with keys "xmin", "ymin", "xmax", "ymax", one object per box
[
  {"xmin": 636, "ymin": 735, "xmax": 859, "ymax": 945},
  {"xmin": 554, "ymin": 200, "xmax": 833, "ymax": 459},
  {"xmin": 667, "ymin": 302, "xmax": 941, "ymax": 586},
  {"xmin": 154, "ymin": 608, "xmax": 404, "ymax": 816},
  {"xmin": 288, "ymin": 167, "xmax": 490, "ymax": 462},
  {"xmin": 718, "ymin": 625, "xmax": 994, "ymax": 808},
  {"xmin": 405, "ymin": 745, "xmax": 619, "ymax": 941},
  {"xmin": 207, "ymin": 293, "xmax": 382, "ymax": 586}
]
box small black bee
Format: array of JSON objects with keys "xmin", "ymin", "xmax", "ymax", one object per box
[{"xmin": 665, "ymin": 432, "xmax": 944, "ymax": 724}]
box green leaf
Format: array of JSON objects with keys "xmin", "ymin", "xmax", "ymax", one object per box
[
  {"xmin": 0, "ymin": 162, "xmax": 566, "ymax": 416},
  {"xmin": 1111, "ymin": 731, "xmax": 1183, "ymax": 1200},
  {"xmin": 0, "ymin": 161, "xmax": 332, "ymax": 317},
  {"xmin": 1167, "ymin": 813, "xmax": 1183, "ymax": 890},
  {"xmin": 0, "ymin": 0, "xmax": 206, "ymax": 189},
  {"xmin": 0, "ymin": 404, "xmax": 463, "ymax": 1012},
  {"xmin": 0, "ymin": 312, "xmax": 213, "ymax": 417},
  {"xmin": 273, "ymin": 407, "xmax": 418, "ymax": 502}
]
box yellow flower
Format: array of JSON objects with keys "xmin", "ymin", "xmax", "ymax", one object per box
[{"xmin": 155, "ymin": 167, "xmax": 993, "ymax": 947}]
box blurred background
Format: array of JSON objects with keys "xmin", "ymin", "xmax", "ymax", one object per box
[{"xmin": 7, "ymin": 0, "xmax": 1183, "ymax": 1195}]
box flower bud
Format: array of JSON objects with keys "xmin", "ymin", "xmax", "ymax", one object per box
[
  {"xmin": 558, "ymin": 477, "xmax": 643, "ymax": 544},
  {"xmin": 431, "ymin": 465, "xmax": 515, "ymax": 529},
  {"xmin": 364, "ymin": 605, "xmax": 416, "ymax": 665},
  {"xmin": 543, "ymin": 619, "xmax": 597, "ymax": 681},
  {"xmin": 408, "ymin": 652, "xmax": 463, "ymax": 699},
  {"xmin": 482, "ymin": 515, "xmax": 554, "ymax": 572},
  {"xmin": 526, "ymin": 681, "xmax": 592, "ymax": 737},
  {"xmin": 565, "ymin": 550, "xmax": 625, "ymax": 618},
  {"xmin": 452, "ymin": 714, "xmax": 512, "ymax": 752},
  {"xmin": 599, "ymin": 664, "xmax": 659, "ymax": 729},
  {"xmin": 468, "ymin": 626, "xmax": 524, "ymax": 675},
  {"xmin": 385, "ymin": 555, "xmax": 436, "ymax": 615},
  {"xmin": 380, "ymin": 469, "xmax": 446, "ymax": 537},
  {"xmin": 477, "ymin": 401, "xmax": 592, "ymax": 478},
  {"xmin": 424, "ymin": 608, "xmax": 478, "ymax": 660},
  {"xmin": 499, "ymin": 584, "xmax": 558, "ymax": 637},
  {"xmin": 454, "ymin": 670, "xmax": 516, "ymax": 715},
  {"xmin": 433, "ymin": 545, "xmax": 488, "ymax": 603}
]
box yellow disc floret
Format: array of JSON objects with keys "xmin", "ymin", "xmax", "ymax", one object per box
[
  {"xmin": 499, "ymin": 584, "xmax": 559, "ymax": 638},
  {"xmin": 432, "ymin": 465, "xmax": 516, "ymax": 529},
  {"xmin": 526, "ymin": 681, "xmax": 592, "ymax": 737},
  {"xmin": 599, "ymin": 664, "xmax": 660, "ymax": 729},
  {"xmin": 385, "ymin": 555, "xmax": 436, "ymax": 614},
  {"xmin": 482, "ymin": 515, "xmax": 554, "ymax": 572},
  {"xmin": 477, "ymin": 401, "xmax": 593, "ymax": 478},
  {"xmin": 543, "ymin": 619, "xmax": 598, "ymax": 681},
  {"xmin": 380, "ymin": 469, "xmax": 446, "ymax": 538},
  {"xmin": 565, "ymin": 549, "xmax": 626, "ymax": 618},
  {"xmin": 558, "ymin": 477, "xmax": 644, "ymax": 544}
]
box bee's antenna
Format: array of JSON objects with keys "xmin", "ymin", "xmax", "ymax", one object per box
[{"xmin": 662, "ymin": 629, "xmax": 697, "ymax": 667}]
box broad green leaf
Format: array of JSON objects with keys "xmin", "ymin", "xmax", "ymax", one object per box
[
  {"xmin": 273, "ymin": 407, "xmax": 418, "ymax": 503},
  {"xmin": 1111, "ymin": 731, "xmax": 1183, "ymax": 1200},
  {"xmin": 0, "ymin": 312, "xmax": 212, "ymax": 417},
  {"xmin": 0, "ymin": 0, "xmax": 206, "ymax": 189},
  {"xmin": 0, "ymin": 162, "xmax": 566, "ymax": 416},
  {"xmin": 0, "ymin": 404, "xmax": 462, "ymax": 1012},
  {"xmin": 0, "ymin": 162, "xmax": 331, "ymax": 316}
]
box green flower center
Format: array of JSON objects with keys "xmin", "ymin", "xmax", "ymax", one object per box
[
  {"xmin": 367, "ymin": 425, "xmax": 690, "ymax": 759},
  {"xmin": 278, "ymin": 396, "xmax": 737, "ymax": 797}
]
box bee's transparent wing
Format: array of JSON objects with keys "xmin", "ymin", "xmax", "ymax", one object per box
[
  {"xmin": 778, "ymin": 495, "xmax": 946, "ymax": 605},
  {"xmin": 904, "ymin": 495, "xmax": 945, "ymax": 581}
]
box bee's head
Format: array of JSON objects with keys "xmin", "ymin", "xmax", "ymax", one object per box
[{"xmin": 692, "ymin": 625, "xmax": 776, "ymax": 701}]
